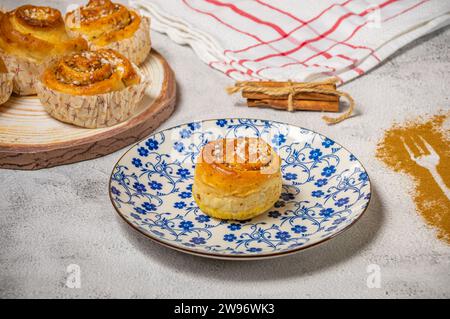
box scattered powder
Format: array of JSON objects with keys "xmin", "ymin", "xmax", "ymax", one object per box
[{"xmin": 376, "ymin": 112, "xmax": 450, "ymax": 244}]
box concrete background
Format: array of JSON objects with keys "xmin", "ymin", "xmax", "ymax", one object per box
[{"xmin": 0, "ymin": 23, "xmax": 449, "ymax": 298}]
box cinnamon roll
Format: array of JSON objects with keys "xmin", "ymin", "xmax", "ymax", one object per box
[
  {"xmin": 0, "ymin": 56, "xmax": 13, "ymax": 105},
  {"xmin": 193, "ymin": 137, "xmax": 282, "ymax": 220},
  {"xmin": 35, "ymin": 49, "xmax": 149, "ymax": 128},
  {"xmin": 66, "ymin": 0, "xmax": 151, "ymax": 65},
  {"xmin": 0, "ymin": 6, "xmax": 87, "ymax": 95}
]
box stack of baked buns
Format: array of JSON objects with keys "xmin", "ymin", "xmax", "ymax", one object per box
[{"xmin": 0, "ymin": 0, "xmax": 152, "ymax": 128}]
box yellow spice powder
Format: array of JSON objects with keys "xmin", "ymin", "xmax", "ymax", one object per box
[{"xmin": 376, "ymin": 112, "xmax": 450, "ymax": 244}]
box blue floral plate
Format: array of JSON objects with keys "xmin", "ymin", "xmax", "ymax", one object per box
[{"xmin": 109, "ymin": 118, "xmax": 371, "ymax": 260}]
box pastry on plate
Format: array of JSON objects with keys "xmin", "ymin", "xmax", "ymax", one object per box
[
  {"xmin": 193, "ymin": 137, "xmax": 282, "ymax": 220},
  {"xmin": 35, "ymin": 49, "xmax": 149, "ymax": 128},
  {"xmin": 0, "ymin": 56, "xmax": 13, "ymax": 105},
  {"xmin": 65, "ymin": 0, "xmax": 151, "ymax": 66},
  {"xmin": 0, "ymin": 6, "xmax": 87, "ymax": 95}
]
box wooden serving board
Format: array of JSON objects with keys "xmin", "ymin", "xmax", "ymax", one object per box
[{"xmin": 0, "ymin": 50, "xmax": 176, "ymax": 170}]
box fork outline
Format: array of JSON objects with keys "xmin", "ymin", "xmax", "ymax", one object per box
[{"xmin": 401, "ymin": 135, "xmax": 450, "ymax": 200}]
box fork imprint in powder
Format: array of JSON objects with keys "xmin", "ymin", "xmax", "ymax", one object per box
[{"xmin": 402, "ymin": 135, "xmax": 450, "ymax": 200}]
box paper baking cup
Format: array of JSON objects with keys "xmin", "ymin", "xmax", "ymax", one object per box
[
  {"xmin": 69, "ymin": 16, "xmax": 151, "ymax": 66},
  {"xmin": 0, "ymin": 72, "xmax": 13, "ymax": 105},
  {"xmin": 35, "ymin": 68, "xmax": 150, "ymax": 128},
  {"xmin": 0, "ymin": 53, "xmax": 47, "ymax": 96},
  {"xmin": 92, "ymin": 16, "xmax": 151, "ymax": 66}
]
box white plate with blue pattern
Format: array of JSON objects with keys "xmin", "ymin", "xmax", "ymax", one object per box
[{"xmin": 109, "ymin": 118, "xmax": 371, "ymax": 260}]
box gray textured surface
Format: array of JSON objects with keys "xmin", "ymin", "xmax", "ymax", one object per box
[{"xmin": 1, "ymin": 27, "xmax": 450, "ymax": 299}]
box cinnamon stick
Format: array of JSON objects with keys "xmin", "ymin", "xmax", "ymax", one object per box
[
  {"xmin": 242, "ymin": 82, "xmax": 338, "ymax": 102},
  {"xmin": 247, "ymin": 98, "xmax": 339, "ymax": 112},
  {"xmin": 242, "ymin": 81, "xmax": 337, "ymax": 89},
  {"xmin": 243, "ymin": 91, "xmax": 339, "ymax": 101}
]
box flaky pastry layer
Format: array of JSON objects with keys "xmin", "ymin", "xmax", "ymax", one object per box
[{"xmin": 193, "ymin": 175, "xmax": 282, "ymax": 220}]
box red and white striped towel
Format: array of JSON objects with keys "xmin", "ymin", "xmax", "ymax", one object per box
[{"xmin": 132, "ymin": 0, "xmax": 450, "ymax": 84}]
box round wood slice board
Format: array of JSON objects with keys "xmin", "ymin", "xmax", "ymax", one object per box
[{"xmin": 0, "ymin": 50, "xmax": 176, "ymax": 170}]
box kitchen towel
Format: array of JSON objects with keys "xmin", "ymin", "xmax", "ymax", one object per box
[{"xmin": 132, "ymin": 0, "xmax": 450, "ymax": 84}]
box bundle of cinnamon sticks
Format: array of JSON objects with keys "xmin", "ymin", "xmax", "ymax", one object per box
[
  {"xmin": 227, "ymin": 79, "xmax": 356, "ymax": 124},
  {"xmin": 230, "ymin": 80, "xmax": 339, "ymax": 112},
  {"xmin": 245, "ymin": 81, "xmax": 339, "ymax": 112}
]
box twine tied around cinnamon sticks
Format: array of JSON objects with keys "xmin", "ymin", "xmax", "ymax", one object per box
[{"xmin": 227, "ymin": 78, "xmax": 355, "ymax": 124}]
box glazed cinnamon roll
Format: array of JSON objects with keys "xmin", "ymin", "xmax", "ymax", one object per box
[
  {"xmin": 35, "ymin": 49, "xmax": 149, "ymax": 128},
  {"xmin": 0, "ymin": 56, "xmax": 13, "ymax": 105},
  {"xmin": 0, "ymin": 6, "xmax": 87, "ymax": 95},
  {"xmin": 193, "ymin": 137, "xmax": 282, "ymax": 220},
  {"xmin": 66, "ymin": 0, "xmax": 151, "ymax": 65}
]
